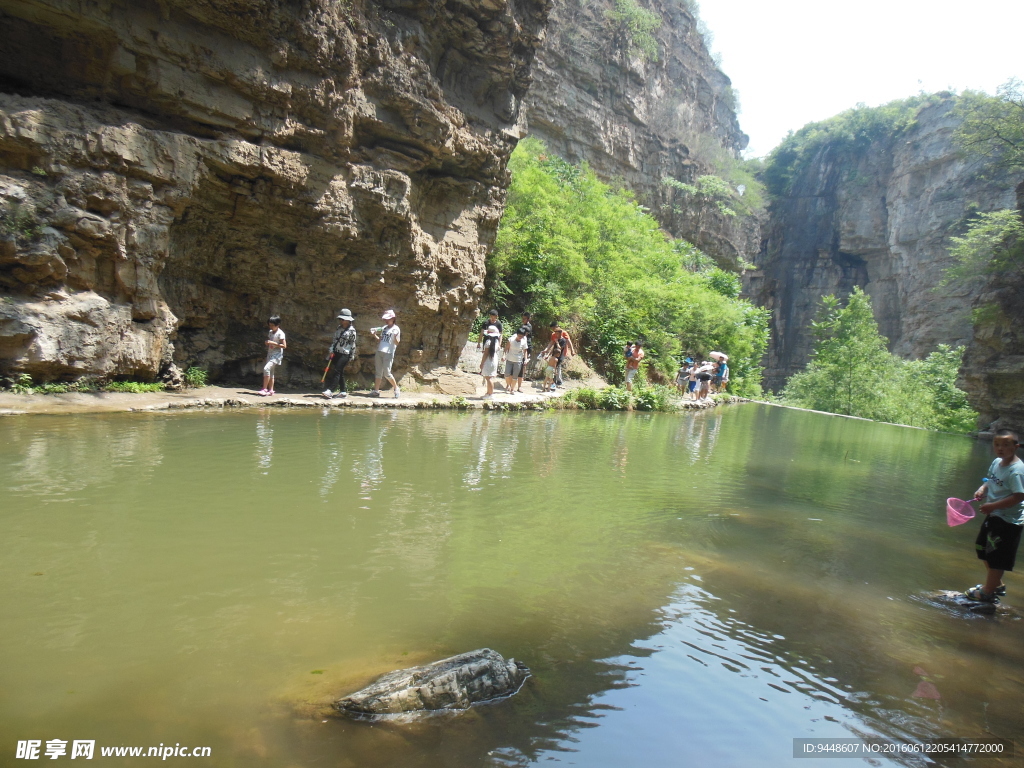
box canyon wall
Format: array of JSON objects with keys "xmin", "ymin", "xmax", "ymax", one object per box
[
  {"xmin": 524, "ymin": 0, "xmax": 756, "ymax": 268},
  {"xmin": 0, "ymin": 0, "xmax": 549, "ymax": 386},
  {"xmin": 747, "ymin": 99, "xmax": 1020, "ymax": 393},
  {"xmin": 960, "ymin": 182, "xmax": 1024, "ymax": 434}
]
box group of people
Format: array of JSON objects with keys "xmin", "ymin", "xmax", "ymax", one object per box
[
  {"xmin": 477, "ymin": 310, "xmax": 576, "ymax": 399},
  {"xmin": 259, "ymin": 308, "xmax": 577, "ymax": 400},
  {"xmin": 258, "ymin": 309, "xmax": 403, "ymax": 398},
  {"xmin": 675, "ymin": 356, "xmax": 729, "ymax": 400}
]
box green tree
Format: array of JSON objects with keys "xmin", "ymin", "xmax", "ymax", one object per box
[
  {"xmin": 783, "ymin": 289, "xmax": 891, "ymax": 417},
  {"xmin": 952, "ymin": 78, "xmax": 1024, "ymax": 173},
  {"xmin": 782, "ymin": 291, "xmax": 977, "ymax": 431},
  {"xmin": 945, "ymin": 209, "xmax": 1024, "ymax": 285}
]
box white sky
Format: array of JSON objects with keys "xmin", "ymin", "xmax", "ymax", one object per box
[{"xmin": 697, "ymin": 0, "xmax": 1024, "ymax": 157}]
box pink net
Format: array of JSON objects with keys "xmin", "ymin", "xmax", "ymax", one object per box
[{"xmin": 946, "ymin": 498, "xmax": 976, "ymax": 527}]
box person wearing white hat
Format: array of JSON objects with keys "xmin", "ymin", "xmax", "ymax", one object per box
[
  {"xmin": 370, "ymin": 310, "xmax": 401, "ymax": 397},
  {"xmin": 479, "ymin": 324, "xmax": 501, "ymax": 399},
  {"xmin": 323, "ymin": 309, "xmax": 357, "ymax": 399}
]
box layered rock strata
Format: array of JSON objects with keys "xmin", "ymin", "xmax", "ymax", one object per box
[
  {"xmin": 747, "ymin": 99, "xmax": 1020, "ymax": 392},
  {"xmin": 524, "ymin": 0, "xmax": 755, "ymax": 268},
  {"xmin": 0, "ymin": 0, "xmax": 549, "ymax": 385}
]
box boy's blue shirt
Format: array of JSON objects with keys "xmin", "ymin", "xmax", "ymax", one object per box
[{"xmin": 986, "ymin": 456, "xmax": 1024, "ymax": 526}]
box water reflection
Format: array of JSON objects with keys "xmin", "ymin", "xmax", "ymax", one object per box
[{"xmin": 2, "ymin": 407, "xmax": 1021, "ymax": 768}]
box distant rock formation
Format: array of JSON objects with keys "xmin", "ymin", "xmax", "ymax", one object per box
[
  {"xmin": 524, "ymin": 0, "xmax": 757, "ymax": 268},
  {"xmin": 335, "ymin": 648, "xmax": 530, "ymax": 717},
  {"xmin": 747, "ymin": 98, "xmax": 1020, "ymax": 393},
  {"xmin": 0, "ymin": 0, "xmax": 549, "ymax": 385}
]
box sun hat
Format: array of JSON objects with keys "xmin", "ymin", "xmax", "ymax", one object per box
[
  {"xmin": 381, "ymin": 310, "xmax": 396, "ymax": 320},
  {"xmin": 337, "ymin": 309, "xmax": 354, "ymax": 321},
  {"xmin": 483, "ymin": 325, "xmax": 501, "ymax": 337}
]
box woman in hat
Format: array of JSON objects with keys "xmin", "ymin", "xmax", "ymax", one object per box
[
  {"xmin": 370, "ymin": 310, "xmax": 401, "ymax": 397},
  {"xmin": 479, "ymin": 324, "xmax": 501, "ymax": 399},
  {"xmin": 324, "ymin": 309, "xmax": 357, "ymax": 399}
]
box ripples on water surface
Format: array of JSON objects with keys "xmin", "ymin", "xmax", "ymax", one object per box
[{"xmin": 1, "ymin": 404, "xmax": 1022, "ymax": 767}]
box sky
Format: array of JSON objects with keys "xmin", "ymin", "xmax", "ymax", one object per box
[{"xmin": 696, "ymin": 0, "xmax": 1024, "ymax": 157}]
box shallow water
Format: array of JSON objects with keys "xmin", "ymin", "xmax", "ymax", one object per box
[{"xmin": 1, "ymin": 404, "xmax": 1021, "ymax": 767}]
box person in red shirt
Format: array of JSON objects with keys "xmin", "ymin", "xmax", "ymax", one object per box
[
  {"xmin": 624, "ymin": 341, "xmax": 644, "ymax": 391},
  {"xmin": 543, "ymin": 321, "xmax": 575, "ymax": 388}
]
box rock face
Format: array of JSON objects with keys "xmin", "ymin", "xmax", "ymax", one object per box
[
  {"xmin": 335, "ymin": 648, "xmax": 530, "ymax": 717},
  {"xmin": 524, "ymin": 0, "xmax": 755, "ymax": 268},
  {"xmin": 959, "ymin": 184, "xmax": 1024, "ymax": 434},
  {"xmin": 747, "ymin": 99, "xmax": 1020, "ymax": 392},
  {"xmin": 0, "ymin": 0, "xmax": 549, "ymax": 385}
]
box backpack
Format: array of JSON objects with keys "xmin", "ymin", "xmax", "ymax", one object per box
[{"xmin": 624, "ymin": 344, "xmax": 634, "ymax": 359}]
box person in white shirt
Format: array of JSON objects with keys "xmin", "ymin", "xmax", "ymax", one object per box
[
  {"xmin": 504, "ymin": 326, "xmax": 529, "ymax": 393},
  {"xmin": 370, "ymin": 310, "xmax": 401, "ymax": 397},
  {"xmin": 260, "ymin": 315, "xmax": 286, "ymax": 396}
]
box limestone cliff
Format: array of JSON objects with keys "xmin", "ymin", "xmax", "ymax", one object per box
[
  {"xmin": 524, "ymin": 0, "xmax": 755, "ymax": 268},
  {"xmin": 959, "ymin": 182, "xmax": 1024, "ymax": 434},
  {"xmin": 0, "ymin": 0, "xmax": 549, "ymax": 385},
  {"xmin": 747, "ymin": 99, "xmax": 1020, "ymax": 392}
]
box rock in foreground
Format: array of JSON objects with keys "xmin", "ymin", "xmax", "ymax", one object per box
[{"xmin": 335, "ymin": 649, "xmax": 529, "ymax": 718}]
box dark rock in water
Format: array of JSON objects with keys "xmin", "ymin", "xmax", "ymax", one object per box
[{"xmin": 335, "ymin": 649, "xmax": 529, "ymax": 718}]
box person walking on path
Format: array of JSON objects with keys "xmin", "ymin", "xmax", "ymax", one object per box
[
  {"xmin": 964, "ymin": 429, "xmax": 1024, "ymax": 603},
  {"xmin": 695, "ymin": 362, "xmax": 714, "ymax": 401},
  {"xmin": 479, "ymin": 324, "xmax": 501, "ymax": 399},
  {"xmin": 624, "ymin": 341, "xmax": 644, "ymax": 392},
  {"xmin": 519, "ymin": 311, "xmax": 533, "ymax": 387},
  {"xmin": 370, "ymin": 310, "xmax": 401, "ymax": 397},
  {"xmin": 260, "ymin": 315, "xmax": 286, "ymax": 396},
  {"xmin": 544, "ymin": 321, "xmax": 575, "ymax": 388},
  {"xmin": 504, "ymin": 326, "xmax": 529, "ymax": 394},
  {"xmin": 714, "ymin": 359, "xmax": 729, "ymax": 393},
  {"xmin": 323, "ymin": 309, "xmax": 357, "ymax": 399}
]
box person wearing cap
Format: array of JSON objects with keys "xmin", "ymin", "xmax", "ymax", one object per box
[
  {"xmin": 479, "ymin": 324, "xmax": 501, "ymax": 399},
  {"xmin": 543, "ymin": 321, "xmax": 575, "ymax": 388},
  {"xmin": 323, "ymin": 309, "xmax": 357, "ymax": 399},
  {"xmin": 370, "ymin": 310, "xmax": 401, "ymax": 397},
  {"xmin": 504, "ymin": 326, "xmax": 529, "ymax": 394},
  {"xmin": 476, "ymin": 309, "xmax": 503, "ymax": 354}
]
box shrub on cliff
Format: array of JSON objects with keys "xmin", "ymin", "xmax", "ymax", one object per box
[
  {"xmin": 762, "ymin": 94, "xmax": 944, "ymax": 197},
  {"xmin": 490, "ymin": 138, "xmax": 768, "ymax": 395},
  {"xmin": 953, "ymin": 78, "xmax": 1024, "ymax": 174}
]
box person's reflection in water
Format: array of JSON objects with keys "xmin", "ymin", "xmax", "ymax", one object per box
[
  {"xmin": 353, "ymin": 412, "xmax": 393, "ymax": 495},
  {"xmin": 256, "ymin": 414, "xmax": 273, "ymax": 472}
]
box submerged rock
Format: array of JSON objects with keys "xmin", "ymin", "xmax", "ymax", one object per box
[{"xmin": 335, "ymin": 649, "xmax": 529, "ymax": 718}]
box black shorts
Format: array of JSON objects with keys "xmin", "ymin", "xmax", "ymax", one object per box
[{"xmin": 975, "ymin": 514, "xmax": 1024, "ymax": 571}]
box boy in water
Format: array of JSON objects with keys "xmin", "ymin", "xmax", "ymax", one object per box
[
  {"xmin": 966, "ymin": 429, "xmax": 1024, "ymax": 603},
  {"xmin": 260, "ymin": 315, "xmax": 286, "ymax": 396}
]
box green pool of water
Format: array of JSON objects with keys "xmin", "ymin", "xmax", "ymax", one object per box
[{"xmin": 1, "ymin": 405, "xmax": 1021, "ymax": 767}]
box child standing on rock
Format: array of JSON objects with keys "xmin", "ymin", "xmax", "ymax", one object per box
[
  {"xmin": 965, "ymin": 429, "xmax": 1024, "ymax": 603},
  {"xmin": 260, "ymin": 315, "xmax": 286, "ymax": 396}
]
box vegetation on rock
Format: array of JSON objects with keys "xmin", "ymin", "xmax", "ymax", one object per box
[
  {"xmin": 604, "ymin": 0, "xmax": 662, "ymax": 61},
  {"xmin": 762, "ymin": 94, "xmax": 944, "ymax": 197},
  {"xmin": 490, "ymin": 138, "xmax": 769, "ymax": 394}
]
